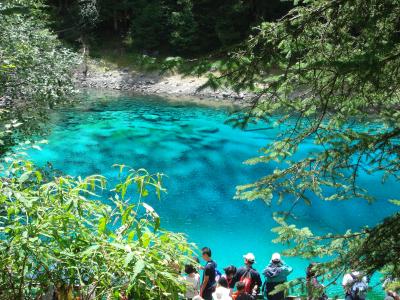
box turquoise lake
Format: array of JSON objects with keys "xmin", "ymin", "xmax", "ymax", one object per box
[{"xmin": 26, "ymin": 91, "xmax": 398, "ymax": 297}]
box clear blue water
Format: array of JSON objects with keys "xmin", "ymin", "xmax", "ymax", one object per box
[{"xmin": 26, "ymin": 91, "xmax": 399, "ymax": 297}]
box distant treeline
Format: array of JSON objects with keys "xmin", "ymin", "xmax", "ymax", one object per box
[{"xmin": 46, "ymin": 0, "xmax": 292, "ymax": 56}]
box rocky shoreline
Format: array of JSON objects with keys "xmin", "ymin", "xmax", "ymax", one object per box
[{"xmin": 74, "ymin": 66, "xmax": 254, "ymax": 105}]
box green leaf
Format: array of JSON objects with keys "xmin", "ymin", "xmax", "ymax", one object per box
[
  {"xmin": 389, "ymin": 199, "xmax": 400, "ymax": 206},
  {"xmin": 128, "ymin": 230, "xmax": 135, "ymax": 242},
  {"xmin": 18, "ymin": 171, "xmax": 32, "ymax": 183},
  {"xmin": 35, "ymin": 171, "xmax": 42, "ymax": 183},
  {"xmin": 110, "ymin": 242, "xmax": 127, "ymax": 250},
  {"xmin": 81, "ymin": 244, "xmax": 100, "ymax": 256},
  {"xmin": 131, "ymin": 259, "xmax": 145, "ymax": 280},
  {"xmin": 98, "ymin": 217, "xmax": 107, "ymax": 234},
  {"xmin": 124, "ymin": 251, "xmax": 135, "ymax": 267}
]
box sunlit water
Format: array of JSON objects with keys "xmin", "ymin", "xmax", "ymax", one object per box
[{"xmin": 26, "ymin": 91, "xmax": 398, "ymax": 297}]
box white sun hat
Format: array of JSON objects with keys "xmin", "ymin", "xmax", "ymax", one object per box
[
  {"xmin": 271, "ymin": 252, "xmax": 281, "ymax": 261},
  {"xmin": 243, "ymin": 252, "xmax": 256, "ymax": 262}
]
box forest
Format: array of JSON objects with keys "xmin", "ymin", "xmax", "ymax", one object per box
[{"xmin": 47, "ymin": 0, "xmax": 292, "ymax": 55}]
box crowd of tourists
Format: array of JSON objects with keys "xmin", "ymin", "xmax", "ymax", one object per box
[{"xmin": 180, "ymin": 247, "xmax": 383, "ymax": 300}]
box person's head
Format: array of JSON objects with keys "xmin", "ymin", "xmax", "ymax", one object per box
[
  {"xmin": 192, "ymin": 256, "xmax": 200, "ymax": 264},
  {"xmin": 223, "ymin": 265, "xmax": 237, "ymax": 278},
  {"xmin": 243, "ymin": 253, "xmax": 255, "ymax": 266},
  {"xmin": 202, "ymin": 247, "xmax": 212, "ymax": 261},
  {"xmin": 218, "ymin": 276, "xmax": 229, "ymax": 288},
  {"xmin": 236, "ymin": 281, "xmax": 245, "ymax": 293},
  {"xmin": 306, "ymin": 262, "xmax": 318, "ymax": 279},
  {"xmin": 387, "ymin": 290, "xmax": 399, "ymax": 298},
  {"xmin": 350, "ymin": 271, "xmax": 363, "ymax": 280},
  {"xmin": 271, "ymin": 252, "xmax": 281, "ymax": 264},
  {"xmin": 185, "ymin": 264, "xmax": 196, "ymax": 275}
]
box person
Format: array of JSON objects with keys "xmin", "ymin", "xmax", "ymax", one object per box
[
  {"xmin": 232, "ymin": 253, "xmax": 262, "ymax": 297},
  {"xmin": 385, "ymin": 291, "xmax": 400, "ymax": 300},
  {"xmin": 222, "ymin": 265, "xmax": 237, "ymax": 289},
  {"xmin": 200, "ymin": 247, "xmax": 217, "ymax": 300},
  {"xmin": 262, "ymin": 253, "xmax": 293, "ymax": 300},
  {"xmin": 183, "ymin": 264, "xmax": 201, "ymax": 299},
  {"xmin": 212, "ymin": 277, "xmax": 232, "ymax": 300},
  {"xmin": 342, "ymin": 270, "xmax": 369, "ymax": 300},
  {"xmin": 232, "ymin": 282, "xmax": 255, "ymax": 300},
  {"xmin": 383, "ymin": 277, "xmax": 399, "ymax": 300},
  {"xmin": 306, "ymin": 262, "xmax": 327, "ymax": 300}
]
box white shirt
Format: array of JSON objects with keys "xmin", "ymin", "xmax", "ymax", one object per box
[
  {"xmin": 184, "ymin": 273, "xmax": 200, "ymax": 298},
  {"xmin": 342, "ymin": 272, "xmax": 368, "ymax": 291},
  {"xmin": 212, "ymin": 286, "xmax": 232, "ymax": 300}
]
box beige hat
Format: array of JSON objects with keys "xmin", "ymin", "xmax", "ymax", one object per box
[{"xmin": 243, "ymin": 252, "xmax": 256, "ymax": 262}]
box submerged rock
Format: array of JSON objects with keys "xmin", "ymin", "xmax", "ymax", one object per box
[
  {"xmin": 196, "ymin": 127, "xmax": 219, "ymax": 134},
  {"xmin": 131, "ymin": 130, "xmax": 151, "ymax": 138},
  {"xmin": 141, "ymin": 114, "xmax": 161, "ymax": 122},
  {"xmin": 177, "ymin": 133, "xmax": 202, "ymax": 142},
  {"xmin": 109, "ymin": 128, "xmax": 151, "ymax": 140}
]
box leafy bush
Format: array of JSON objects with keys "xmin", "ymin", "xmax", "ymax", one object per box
[
  {"xmin": 0, "ymin": 0, "xmax": 79, "ymax": 107},
  {"xmin": 0, "ymin": 0, "xmax": 79, "ymax": 154},
  {"xmin": 0, "ymin": 160, "xmax": 194, "ymax": 299}
]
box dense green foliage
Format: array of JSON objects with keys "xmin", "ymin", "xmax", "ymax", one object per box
[
  {"xmin": 47, "ymin": 0, "xmax": 292, "ymax": 55},
  {"xmin": 0, "ymin": 0, "xmax": 79, "ymax": 154},
  {"xmin": 0, "ymin": 0, "xmax": 78, "ymax": 106},
  {"xmin": 0, "ymin": 159, "xmax": 194, "ymax": 299},
  {"xmin": 197, "ymin": 0, "xmax": 400, "ymax": 293}
]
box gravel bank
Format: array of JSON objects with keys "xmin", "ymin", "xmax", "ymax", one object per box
[{"xmin": 74, "ymin": 66, "xmax": 254, "ymax": 105}]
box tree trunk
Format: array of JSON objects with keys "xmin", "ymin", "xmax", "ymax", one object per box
[
  {"xmin": 80, "ymin": 35, "xmax": 89, "ymax": 79},
  {"xmin": 113, "ymin": 10, "xmax": 118, "ymax": 31}
]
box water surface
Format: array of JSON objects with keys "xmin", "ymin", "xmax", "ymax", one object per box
[{"xmin": 27, "ymin": 91, "xmax": 399, "ymax": 297}]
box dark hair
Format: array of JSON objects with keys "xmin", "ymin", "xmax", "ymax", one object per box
[
  {"xmin": 306, "ymin": 262, "xmax": 317, "ymax": 280},
  {"xmin": 223, "ymin": 265, "xmax": 237, "ymax": 276},
  {"xmin": 185, "ymin": 264, "xmax": 196, "ymax": 275},
  {"xmin": 245, "ymin": 259, "xmax": 254, "ymax": 266},
  {"xmin": 201, "ymin": 247, "xmax": 212, "ymax": 257},
  {"xmin": 218, "ymin": 277, "xmax": 229, "ymax": 288},
  {"xmin": 192, "ymin": 256, "xmax": 200, "ymax": 263},
  {"xmin": 236, "ymin": 281, "xmax": 245, "ymax": 291}
]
